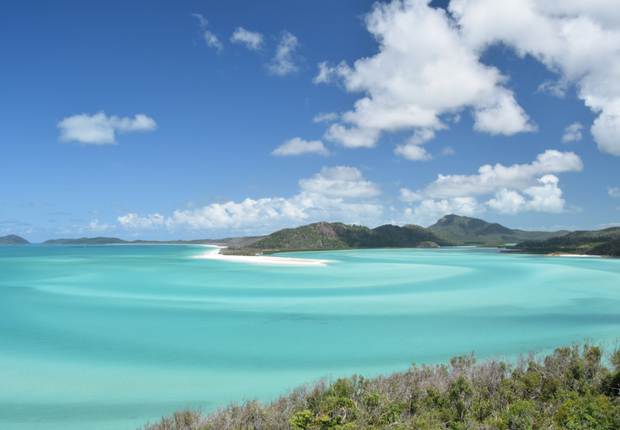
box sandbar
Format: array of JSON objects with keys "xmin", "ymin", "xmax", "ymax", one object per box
[{"xmin": 194, "ymin": 246, "xmax": 333, "ymax": 266}]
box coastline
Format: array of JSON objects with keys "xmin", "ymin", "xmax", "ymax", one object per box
[{"xmin": 194, "ymin": 246, "xmax": 333, "ymax": 266}]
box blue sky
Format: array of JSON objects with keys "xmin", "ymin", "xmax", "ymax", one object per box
[{"xmin": 1, "ymin": 0, "xmax": 619, "ymax": 242}]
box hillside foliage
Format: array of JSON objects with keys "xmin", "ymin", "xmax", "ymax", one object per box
[
  {"xmin": 427, "ymin": 215, "xmax": 568, "ymax": 244},
  {"xmin": 139, "ymin": 342, "xmax": 620, "ymax": 430},
  {"xmin": 245, "ymin": 222, "xmax": 460, "ymax": 252},
  {"xmin": 515, "ymin": 227, "xmax": 620, "ymax": 256}
]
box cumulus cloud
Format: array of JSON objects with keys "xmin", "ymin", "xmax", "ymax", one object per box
[
  {"xmin": 398, "ymin": 150, "xmax": 583, "ymax": 224},
  {"xmin": 394, "ymin": 143, "xmax": 432, "ymax": 161},
  {"xmin": 298, "ymin": 166, "xmax": 381, "ymax": 199},
  {"xmin": 562, "ymin": 122, "xmax": 583, "ymax": 143},
  {"xmin": 609, "ymin": 186, "xmax": 620, "ymax": 198},
  {"xmin": 117, "ymin": 213, "xmax": 165, "ymax": 230},
  {"xmin": 271, "ymin": 137, "xmax": 331, "ymax": 156},
  {"xmin": 230, "ymin": 27, "xmax": 264, "ymax": 51},
  {"xmin": 119, "ymin": 194, "xmax": 383, "ymax": 232},
  {"xmin": 266, "ymin": 31, "xmax": 302, "ymax": 76},
  {"xmin": 449, "ymin": 0, "xmax": 620, "ymax": 156},
  {"xmin": 486, "ymin": 175, "xmax": 567, "ymax": 214},
  {"xmin": 312, "ymin": 112, "xmax": 339, "ymax": 123},
  {"xmin": 117, "ymin": 167, "xmax": 383, "ymax": 232},
  {"xmin": 401, "ymin": 197, "xmax": 483, "ymax": 226},
  {"xmin": 84, "ymin": 219, "xmax": 115, "ymax": 233},
  {"xmin": 394, "ymin": 129, "xmax": 435, "ymax": 161},
  {"xmin": 412, "ymin": 150, "xmax": 583, "ymax": 199},
  {"xmin": 57, "ymin": 111, "xmax": 157, "ymax": 145},
  {"xmin": 314, "ymin": 0, "xmax": 536, "ymax": 151},
  {"xmin": 191, "ymin": 13, "xmax": 222, "ymax": 52}
]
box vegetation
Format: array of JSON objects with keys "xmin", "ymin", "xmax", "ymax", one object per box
[
  {"xmin": 427, "ymin": 215, "xmax": 568, "ymax": 245},
  {"xmin": 244, "ymin": 221, "xmax": 460, "ymax": 253},
  {"xmin": 139, "ymin": 341, "xmax": 620, "ymax": 430},
  {"xmin": 0, "ymin": 234, "xmax": 30, "ymax": 245},
  {"xmin": 513, "ymin": 227, "xmax": 620, "ymax": 256}
]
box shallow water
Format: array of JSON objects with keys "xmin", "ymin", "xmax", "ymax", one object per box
[{"xmin": 1, "ymin": 245, "xmax": 619, "ymax": 430}]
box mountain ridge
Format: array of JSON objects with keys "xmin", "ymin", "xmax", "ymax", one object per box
[{"xmin": 427, "ymin": 214, "xmax": 568, "ymax": 244}]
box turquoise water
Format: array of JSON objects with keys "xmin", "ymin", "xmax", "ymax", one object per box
[{"xmin": 1, "ymin": 245, "xmax": 619, "ymax": 430}]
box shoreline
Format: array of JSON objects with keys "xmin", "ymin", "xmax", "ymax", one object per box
[{"xmin": 194, "ymin": 246, "xmax": 333, "ymax": 266}]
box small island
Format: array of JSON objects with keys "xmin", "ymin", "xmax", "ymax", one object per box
[{"xmin": 0, "ymin": 234, "xmax": 30, "ymax": 245}]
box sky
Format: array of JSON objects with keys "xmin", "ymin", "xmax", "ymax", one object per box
[{"xmin": 1, "ymin": 0, "xmax": 619, "ymax": 242}]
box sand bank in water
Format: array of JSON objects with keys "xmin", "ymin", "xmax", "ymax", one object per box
[{"xmin": 194, "ymin": 246, "xmax": 332, "ymax": 266}]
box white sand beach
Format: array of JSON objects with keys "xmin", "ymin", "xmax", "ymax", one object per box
[{"xmin": 194, "ymin": 246, "xmax": 333, "ymax": 266}]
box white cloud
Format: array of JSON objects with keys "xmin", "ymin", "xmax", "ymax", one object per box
[
  {"xmin": 399, "ymin": 188, "xmax": 423, "ymax": 203},
  {"xmin": 314, "ymin": 0, "xmax": 536, "ymax": 150},
  {"xmin": 609, "ymin": 186, "xmax": 620, "ymax": 198},
  {"xmin": 398, "ymin": 150, "xmax": 582, "ymax": 221},
  {"xmin": 298, "ymin": 166, "xmax": 381, "ymax": 199},
  {"xmin": 266, "ymin": 31, "xmax": 301, "ymax": 76},
  {"xmin": 400, "ymin": 197, "xmax": 484, "ymax": 226},
  {"xmin": 442, "ymin": 146, "xmax": 455, "ymax": 155},
  {"xmin": 203, "ymin": 31, "xmax": 223, "ymax": 52},
  {"xmin": 312, "ymin": 112, "xmax": 339, "ymax": 123},
  {"xmin": 415, "ymin": 150, "xmax": 583, "ymax": 199},
  {"xmin": 271, "ymin": 137, "xmax": 330, "ymax": 156},
  {"xmin": 118, "ymin": 213, "xmax": 165, "ymax": 230},
  {"xmin": 57, "ymin": 111, "xmax": 157, "ymax": 145},
  {"xmin": 324, "ymin": 124, "xmax": 380, "ymax": 148},
  {"xmin": 394, "ymin": 129, "xmax": 435, "ymax": 161},
  {"xmin": 118, "ymin": 167, "xmax": 383, "ymax": 232},
  {"xmin": 190, "ymin": 13, "xmax": 209, "ymax": 28},
  {"xmin": 230, "ymin": 27, "xmax": 264, "ymax": 51},
  {"xmin": 394, "ymin": 143, "xmax": 432, "ymax": 161},
  {"xmin": 119, "ymin": 193, "xmax": 383, "ymax": 232},
  {"xmin": 449, "ymin": 0, "xmax": 620, "ymax": 156},
  {"xmin": 486, "ymin": 175, "xmax": 567, "ymax": 214},
  {"xmin": 191, "ymin": 13, "xmax": 222, "ymax": 52},
  {"xmin": 562, "ymin": 122, "xmax": 583, "ymax": 143},
  {"xmin": 84, "ymin": 219, "xmax": 115, "ymax": 233}
]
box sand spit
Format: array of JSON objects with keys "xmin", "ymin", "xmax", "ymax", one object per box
[{"xmin": 194, "ymin": 246, "xmax": 333, "ymax": 266}]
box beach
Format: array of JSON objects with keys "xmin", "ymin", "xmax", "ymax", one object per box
[{"xmin": 194, "ymin": 246, "xmax": 333, "ymax": 266}]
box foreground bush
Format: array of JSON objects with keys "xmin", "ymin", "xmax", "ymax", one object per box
[{"xmin": 139, "ymin": 342, "xmax": 620, "ymax": 430}]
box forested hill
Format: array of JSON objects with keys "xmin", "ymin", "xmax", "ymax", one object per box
[
  {"xmin": 515, "ymin": 227, "xmax": 620, "ymax": 256},
  {"xmin": 428, "ymin": 214, "xmax": 568, "ymax": 244},
  {"xmin": 0, "ymin": 234, "xmax": 30, "ymax": 245},
  {"xmin": 243, "ymin": 221, "xmax": 461, "ymax": 252}
]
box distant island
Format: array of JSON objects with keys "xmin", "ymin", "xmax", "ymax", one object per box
[
  {"xmin": 0, "ymin": 235, "xmax": 30, "ymax": 245},
  {"xmin": 427, "ymin": 214, "xmax": 568, "ymax": 244},
  {"xmin": 6, "ymin": 214, "xmax": 617, "ymax": 256},
  {"xmin": 511, "ymin": 227, "xmax": 620, "ymax": 256},
  {"xmin": 42, "ymin": 236, "xmax": 262, "ymax": 246}
]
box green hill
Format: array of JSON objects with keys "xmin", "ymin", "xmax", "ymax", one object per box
[
  {"xmin": 515, "ymin": 227, "xmax": 620, "ymax": 256},
  {"xmin": 427, "ymin": 214, "xmax": 568, "ymax": 244},
  {"xmin": 0, "ymin": 234, "xmax": 30, "ymax": 245},
  {"xmin": 244, "ymin": 221, "xmax": 460, "ymax": 252}
]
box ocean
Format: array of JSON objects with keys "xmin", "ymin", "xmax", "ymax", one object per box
[{"xmin": 1, "ymin": 244, "xmax": 619, "ymax": 429}]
